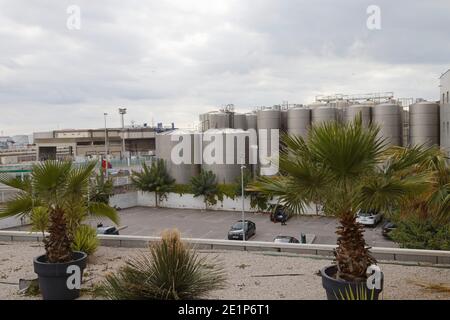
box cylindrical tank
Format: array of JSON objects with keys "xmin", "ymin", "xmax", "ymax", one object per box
[
  {"xmin": 201, "ymin": 129, "xmax": 248, "ymax": 184},
  {"xmin": 287, "ymin": 107, "xmax": 311, "ymax": 139},
  {"xmin": 257, "ymin": 108, "xmax": 280, "ymax": 176},
  {"xmin": 311, "ymin": 106, "xmax": 339, "ymax": 125},
  {"xmin": 155, "ymin": 130, "xmax": 201, "ymax": 184},
  {"xmin": 232, "ymin": 113, "xmax": 247, "ymax": 130},
  {"xmin": 372, "ymin": 103, "xmax": 403, "ymax": 146},
  {"xmin": 409, "ymin": 101, "xmax": 440, "ymax": 147},
  {"xmin": 245, "ymin": 112, "xmax": 257, "ymax": 130},
  {"xmin": 200, "ymin": 111, "xmax": 231, "ymax": 131},
  {"xmin": 281, "ymin": 109, "xmax": 288, "ymax": 132},
  {"xmin": 344, "ymin": 104, "xmax": 372, "ymax": 127}
]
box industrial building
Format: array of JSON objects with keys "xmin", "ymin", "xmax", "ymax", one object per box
[
  {"xmin": 156, "ymin": 78, "xmax": 447, "ymax": 185},
  {"xmin": 440, "ymin": 69, "xmax": 450, "ymax": 152},
  {"xmin": 33, "ymin": 127, "xmax": 159, "ymax": 161}
]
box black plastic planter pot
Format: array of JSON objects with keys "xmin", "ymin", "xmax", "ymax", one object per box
[
  {"xmin": 320, "ymin": 265, "xmax": 384, "ymax": 300},
  {"xmin": 33, "ymin": 251, "xmax": 87, "ymax": 300}
]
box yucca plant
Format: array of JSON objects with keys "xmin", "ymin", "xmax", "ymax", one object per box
[
  {"xmin": 0, "ymin": 161, "xmax": 119, "ymax": 262},
  {"xmin": 334, "ymin": 283, "xmax": 377, "ymax": 300},
  {"xmin": 131, "ymin": 159, "xmax": 175, "ymax": 207},
  {"xmin": 96, "ymin": 229, "xmax": 226, "ymax": 300},
  {"xmin": 190, "ymin": 170, "xmax": 221, "ymax": 209},
  {"xmin": 71, "ymin": 224, "xmax": 99, "ymax": 255}
]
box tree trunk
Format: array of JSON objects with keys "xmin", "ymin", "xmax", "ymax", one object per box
[
  {"xmin": 155, "ymin": 192, "xmax": 158, "ymax": 208},
  {"xmin": 334, "ymin": 213, "xmax": 376, "ymax": 281},
  {"xmin": 43, "ymin": 207, "xmax": 72, "ymax": 263}
]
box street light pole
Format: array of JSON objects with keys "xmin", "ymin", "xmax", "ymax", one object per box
[
  {"xmin": 104, "ymin": 112, "xmax": 108, "ymax": 178},
  {"xmin": 119, "ymin": 108, "xmax": 127, "ymax": 160},
  {"xmin": 241, "ymin": 154, "xmax": 246, "ymax": 241}
]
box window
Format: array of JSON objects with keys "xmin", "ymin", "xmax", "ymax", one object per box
[
  {"xmin": 447, "ymin": 91, "xmax": 449, "ymax": 103},
  {"xmin": 444, "ymin": 93, "xmax": 446, "ymax": 104}
]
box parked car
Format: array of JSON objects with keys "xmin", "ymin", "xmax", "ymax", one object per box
[
  {"xmin": 227, "ymin": 220, "xmax": 256, "ymax": 240},
  {"xmin": 382, "ymin": 221, "xmax": 397, "ymax": 239},
  {"xmin": 356, "ymin": 209, "xmax": 383, "ymax": 227},
  {"xmin": 273, "ymin": 235, "xmax": 300, "ymax": 244},
  {"xmin": 270, "ymin": 205, "xmax": 289, "ymax": 223},
  {"xmin": 96, "ymin": 224, "xmax": 120, "ymax": 235}
]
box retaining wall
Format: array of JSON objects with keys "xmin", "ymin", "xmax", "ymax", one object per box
[
  {"xmin": 1, "ymin": 231, "xmax": 449, "ymax": 265},
  {"xmin": 110, "ymin": 191, "xmax": 318, "ymax": 214}
]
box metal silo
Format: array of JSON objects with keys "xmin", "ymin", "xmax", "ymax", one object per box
[
  {"xmin": 372, "ymin": 102, "xmax": 403, "ymax": 146},
  {"xmin": 202, "ymin": 128, "xmax": 248, "ymax": 184},
  {"xmin": 155, "ymin": 130, "xmax": 201, "ymax": 184},
  {"xmin": 311, "ymin": 106, "xmax": 339, "ymax": 125},
  {"xmin": 232, "ymin": 113, "xmax": 247, "ymax": 130},
  {"xmin": 287, "ymin": 106, "xmax": 311, "ymax": 139},
  {"xmin": 344, "ymin": 104, "xmax": 372, "ymax": 127},
  {"xmin": 245, "ymin": 112, "xmax": 257, "ymax": 130},
  {"xmin": 257, "ymin": 108, "xmax": 281, "ymax": 176},
  {"xmin": 409, "ymin": 101, "xmax": 440, "ymax": 147},
  {"xmin": 281, "ymin": 109, "xmax": 288, "ymax": 132},
  {"xmin": 200, "ymin": 111, "xmax": 231, "ymax": 131}
]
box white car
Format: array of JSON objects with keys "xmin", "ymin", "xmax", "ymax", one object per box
[{"xmin": 356, "ymin": 210, "xmax": 382, "ymax": 227}]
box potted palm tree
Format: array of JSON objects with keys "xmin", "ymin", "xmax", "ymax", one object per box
[
  {"xmin": 251, "ymin": 118, "xmax": 429, "ymax": 299},
  {"xmin": 0, "ymin": 161, "xmax": 119, "ymax": 300}
]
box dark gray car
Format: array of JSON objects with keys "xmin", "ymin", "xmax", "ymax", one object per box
[{"xmin": 227, "ymin": 220, "xmax": 256, "ymax": 240}]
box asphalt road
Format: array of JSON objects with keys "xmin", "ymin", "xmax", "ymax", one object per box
[{"xmin": 94, "ymin": 207, "xmax": 397, "ymax": 248}]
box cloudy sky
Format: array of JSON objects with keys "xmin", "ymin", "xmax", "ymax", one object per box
[{"xmin": 0, "ymin": 0, "xmax": 449, "ymax": 135}]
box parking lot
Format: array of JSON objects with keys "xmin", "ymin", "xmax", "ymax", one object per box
[{"xmin": 95, "ymin": 207, "xmax": 397, "ymax": 248}]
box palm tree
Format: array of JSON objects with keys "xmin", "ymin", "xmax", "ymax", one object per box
[
  {"xmin": 131, "ymin": 159, "xmax": 175, "ymax": 207},
  {"xmin": 0, "ymin": 161, "xmax": 119, "ymax": 263},
  {"xmin": 90, "ymin": 171, "xmax": 114, "ymax": 205},
  {"xmin": 190, "ymin": 170, "xmax": 220, "ymax": 210},
  {"xmin": 386, "ymin": 146, "xmax": 450, "ymax": 224},
  {"xmin": 251, "ymin": 118, "xmax": 429, "ymax": 281}
]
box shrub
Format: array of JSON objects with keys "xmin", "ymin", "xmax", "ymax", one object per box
[
  {"xmin": 96, "ymin": 229, "xmax": 226, "ymax": 300},
  {"xmin": 191, "ymin": 170, "xmax": 221, "ymax": 209},
  {"xmin": 71, "ymin": 224, "xmax": 99, "ymax": 255},
  {"xmin": 218, "ymin": 183, "xmax": 238, "ymax": 200},
  {"xmin": 391, "ymin": 219, "xmax": 450, "ymax": 250},
  {"xmin": 171, "ymin": 184, "xmax": 193, "ymax": 196}
]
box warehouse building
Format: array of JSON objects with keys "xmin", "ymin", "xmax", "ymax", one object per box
[{"xmin": 33, "ymin": 127, "xmax": 158, "ymax": 161}]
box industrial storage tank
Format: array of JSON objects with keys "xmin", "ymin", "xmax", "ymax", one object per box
[
  {"xmin": 281, "ymin": 109, "xmax": 288, "ymax": 132},
  {"xmin": 344, "ymin": 104, "xmax": 372, "ymax": 127},
  {"xmin": 245, "ymin": 112, "xmax": 257, "ymax": 130},
  {"xmin": 155, "ymin": 130, "xmax": 201, "ymax": 184},
  {"xmin": 201, "ymin": 128, "xmax": 249, "ymax": 184},
  {"xmin": 232, "ymin": 113, "xmax": 247, "ymax": 130},
  {"xmin": 200, "ymin": 111, "xmax": 231, "ymax": 131},
  {"xmin": 257, "ymin": 108, "xmax": 281, "ymax": 176},
  {"xmin": 287, "ymin": 107, "xmax": 311, "ymax": 139},
  {"xmin": 372, "ymin": 102, "xmax": 403, "ymax": 146},
  {"xmin": 409, "ymin": 101, "xmax": 440, "ymax": 147},
  {"xmin": 311, "ymin": 106, "xmax": 339, "ymax": 125}
]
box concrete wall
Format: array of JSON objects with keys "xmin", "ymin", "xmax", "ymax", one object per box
[
  {"xmin": 1, "ymin": 231, "xmax": 449, "ymax": 265},
  {"xmin": 109, "ymin": 192, "xmax": 138, "ymax": 209},
  {"xmin": 110, "ymin": 191, "xmax": 319, "ymax": 214},
  {"xmin": 0, "ymin": 216, "xmax": 27, "ymax": 230}
]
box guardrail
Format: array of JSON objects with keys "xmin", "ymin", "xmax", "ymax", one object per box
[{"xmin": 0, "ymin": 231, "xmax": 449, "ymax": 265}]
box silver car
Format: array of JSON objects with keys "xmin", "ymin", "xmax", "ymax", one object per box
[{"xmin": 356, "ymin": 210, "xmax": 382, "ymax": 227}]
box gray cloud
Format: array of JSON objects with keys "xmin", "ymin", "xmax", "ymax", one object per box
[{"xmin": 0, "ymin": 0, "xmax": 448, "ymax": 135}]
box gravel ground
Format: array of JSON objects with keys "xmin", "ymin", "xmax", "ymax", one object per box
[{"xmin": 0, "ymin": 242, "xmax": 449, "ymax": 300}]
